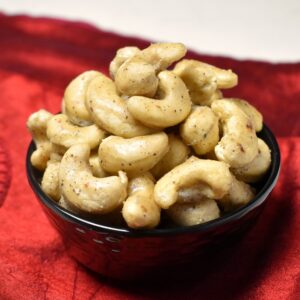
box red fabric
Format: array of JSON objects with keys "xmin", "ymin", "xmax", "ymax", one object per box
[{"xmin": 0, "ymin": 12, "xmax": 299, "ymax": 300}]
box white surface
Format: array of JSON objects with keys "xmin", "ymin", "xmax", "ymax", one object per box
[{"xmin": 1, "ymin": 0, "xmax": 300, "ymax": 62}]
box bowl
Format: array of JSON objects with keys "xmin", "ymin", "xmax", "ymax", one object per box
[{"xmin": 26, "ymin": 124, "xmax": 280, "ymax": 281}]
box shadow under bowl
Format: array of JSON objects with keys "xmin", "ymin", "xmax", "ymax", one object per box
[{"xmin": 26, "ymin": 124, "xmax": 280, "ymax": 281}]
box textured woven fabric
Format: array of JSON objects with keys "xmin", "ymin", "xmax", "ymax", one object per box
[{"xmin": 0, "ymin": 13, "xmax": 299, "ymax": 300}]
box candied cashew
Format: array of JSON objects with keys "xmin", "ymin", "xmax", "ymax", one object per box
[
  {"xmin": 211, "ymin": 99, "xmax": 258, "ymax": 168},
  {"xmin": 180, "ymin": 106, "xmax": 219, "ymax": 155},
  {"xmin": 154, "ymin": 156, "xmax": 232, "ymax": 209},
  {"xmin": 47, "ymin": 114, "xmax": 105, "ymax": 149},
  {"xmin": 86, "ymin": 73, "xmax": 154, "ymax": 138},
  {"xmin": 99, "ymin": 132, "xmax": 169, "ymax": 176},
  {"xmin": 127, "ymin": 71, "xmax": 192, "ymax": 128},
  {"xmin": 41, "ymin": 160, "xmax": 61, "ymax": 201},
  {"xmin": 59, "ymin": 144, "xmax": 128, "ymax": 214},
  {"xmin": 89, "ymin": 150, "xmax": 107, "ymax": 178},
  {"xmin": 174, "ymin": 59, "xmax": 238, "ymax": 105},
  {"xmin": 122, "ymin": 172, "xmax": 160, "ymax": 229}
]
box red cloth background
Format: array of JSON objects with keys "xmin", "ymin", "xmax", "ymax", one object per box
[{"xmin": 0, "ymin": 13, "xmax": 299, "ymax": 300}]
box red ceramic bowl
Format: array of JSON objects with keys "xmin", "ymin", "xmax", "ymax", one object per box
[{"xmin": 26, "ymin": 124, "xmax": 280, "ymax": 281}]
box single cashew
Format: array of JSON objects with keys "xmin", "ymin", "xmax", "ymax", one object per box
[
  {"xmin": 63, "ymin": 70, "xmax": 102, "ymax": 126},
  {"xmin": 221, "ymin": 98, "xmax": 263, "ymax": 132},
  {"xmin": 27, "ymin": 109, "xmax": 54, "ymax": 170},
  {"xmin": 115, "ymin": 43, "xmax": 187, "ymax": 97},
  {"xmin": 151, "ymin": 133, "xmax": 190, "ymax": 179},
  {"xmin": 232, "ymin": 138, "xmax": 271, "ymax": 183},
  {"xmin": 41, "ymin": 160, "xmax": 61, "ymax": 201},
  {"xmin": 89, "ymin": 150, "xmax": 107, "ymax": 178},
  {"xmin": 59, "ymin": 144, "xmax": 128, "ymax": 214},
  {"xmin": 167, "ymin": 198, "xmax": 220, "ymax": 226},
  {"xmin": 99, "ymin": 132, "xmax": 169, "ymax": 176},
  {"xmin": 211, "ymin": 99, "xmax": 258, "ymax": 168},
  {"xmin": 174, "ymin": 59, "xmax": 238, "ymax": 105},
  {"xmin": 180, "ymin": 106, "xmax": 219, "ymax": 155},
  {"xmin": 122, "ymin": 172, "xmax": 160, "ymax": 229},
  {"xmin": 86, "ymin": 73, "xmax": 154, "ymax": 138},
  {"xmin": 109, "ymin": 46, "xmax": 140, "ymax": 79},
  {"xmin": 127, "ymin": 71, "xmax": 192, "ymax": 128},
  {"xmin": 154, "ymin": 156, "xmax": 232, "ymax": 209},
  {"xmin": 218, "ymin": 174, "xmax": 255, "ymax": 211},
  {"xmin": 47, "ymin": 114, "xmax": 105, "ymax": 149}
]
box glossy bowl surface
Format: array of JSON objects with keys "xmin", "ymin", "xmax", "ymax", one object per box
[{"xmin": 26, "ymin": 124, "xmax": 280, "ymax": 280}]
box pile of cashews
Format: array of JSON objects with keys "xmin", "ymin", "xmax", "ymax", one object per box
[{"xmin": 27, "ymin": 42, "xmax": 271, "ymax": 229}]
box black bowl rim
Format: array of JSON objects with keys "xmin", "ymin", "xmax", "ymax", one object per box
[{"xmin": 26, "ymin": 123, "xmax": 281, "ymax": 237}]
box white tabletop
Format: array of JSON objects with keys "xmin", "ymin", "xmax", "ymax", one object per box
[{"xmin": 1, "ymin": 0, "xmax": 300, "ymax": 63}]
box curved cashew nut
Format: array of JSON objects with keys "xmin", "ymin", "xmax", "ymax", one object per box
[
  {"xmin": 41, "ymin": 160, "xmax": 61, "ymax": 201},
  {"xmin": 232, "ymin": 138, "xmax": 271, "ymax": 183},
  {"xmin": 86, "ymin": 73, "xmax": 154, "ymax": 138},
  {"xmin": 27, "ymin": 109, "xmax": 54, "ymax": 170},
  {"xmin": 47, "ymin": 114, "xmax": 105, "ymax": 149},
  {"xmin": 173, "ymin": 59, "xmax": 238, "ymax": 105},
  {"xmin": 166, "ymin": 198, "xmax": 220, "ymax": 226},
  {"xmin": 59, "ymin": 144, "xmax": 128, "ymax": 214},
  {"xmin": 218, "ymin": 174, "xmax": 255, "ymax": 211},
  {"xmin": 122, "ymin": 172, "xmax": 160, "ymax": 229},
  {"xmin": 151, "ymin": 133, "xmax": 190, "ymax": 179},
  {"xmin": 154, "ymin": 156, "xmax": 232, "ymax": 209},
  {"xmin": 180, "ymin": 106, "xmax": 219, "ymax": 155},
  {"xmin": 89, "ymin": 150, "xmax": 107, "ymax": 178},
  {"xmin": 221, "ymin": 98, "xmax": 263, "ymax": 132},
  {"xmin": 99, "ymin": 132, "xmax": 169, "ymax": 176},
  {"xmin": 115, "ymin": 43, "xmax": 186, "ymax": 97},
  {"xmin": 109, "ymin": 46, "xmax": 140, "ymax": 79},
  {"xmin": 211, "ymin": 99, "xmax": 258, "ymax": 168},
  {"xmin": 63, "ymin": 70, "xmax": 102, "ymax": 126},
  {"xmin": 127, "ymin": 71, "xmax": 192, "ymax": 128}
]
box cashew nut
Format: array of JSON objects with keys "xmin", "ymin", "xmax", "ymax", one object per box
[
  {"xmin": 211, "ymin": 99, "xmax": 258, "ymax": 168},
  {"xmin": 127, "ymin": 71, "xmax": 192, "ymax": 128},
  {"xmin": 166, "ymin": 198, "xmax": 220, "ymax": 226},
  {"xmin": 154, "ymin": 156, "xmax": 232, "ymax": 209},
  {"xmin": 59, "ymin": 144, "xmax": 128, "ymax": 214},
  {"xmin": 47, "ymin": 114, "xmax": 105, "ymax": 149},
  {"xmin": 86, "ymin": 73, "xmax": 154, "ymax": 138},
  {"xmin": 151, "ymin": 133, "xmax": 190, "ymax": 179},
  {"xmin": 122, "ymin": 172, "xmax": 160, "ymax": 229},
  {"xmin": 218, "ymin": 174, "xmax": 255, "ymax": 211},
  {"xmin": 109, "ymin": 46, "xmax": 140, "ymax": 79},
  {"xmin": 174, "ymin": 59, "xmax": 238, "ymax": 105},
  {"xmin": 221, "ymin": 98, "xmax": 263, "ymax": 132},
  {"xmin": 115, "ymin": 43, "xmax": 186, "ymax": 97},
  {"xmin": 180, "ymin": 106, "xmax": 219, "ymax": 155},
  {"xmin": 41, "ymin": 160, "xmax": 61, "ymax": 201},
  {"xmin": 63, "ymin": 70, "xmax": 102, "ymax": 126},
  {"xmin": 89, "ymin": 150, "xmax": 107, "ymax": 178},
  {"xmin": 27, "ymin": 109, "xmax": 54, "ymax": 170},
  {"xmin": 232, "ymin": 138, "xmax": 271, "ymax": 183},
  {"xmin": 99, "ymin": 132, "xmax": 169, "ymax": 176}
]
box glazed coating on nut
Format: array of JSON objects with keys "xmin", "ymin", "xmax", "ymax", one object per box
[
  {"xmin": 89, "ymin": 150, "xmax": 107, "ymax": 178},
  {"xmin": 151, "ymin": 133, "xmax": 190, "ymax": 179},
  {"xmin": 122, "ymin": 172, "xmax": 160, "ymax": 229},
  {"xmin": 86, "ymin": 73, "xmax": 155, "ymax": 138},
  {"xmin": 232, "ymin": 138, "xmax": 271, "ymax": 183},
  {"xmin": 47, "ymin": 114, "xmax": 105, "ymax": 149},
  {"xmin": 173, "ymin": 59, "xmax": 238, "ymax": 105},
  {"xmin": 109, "ymin": 46, "xmax": 140, "ymax": 79},
  {"xmin": 180, "ymin": 106, "xmax": 219, "ymax": 155},
  {"xmin": 41, "ymin": 160, "xmax": 61, "ymax": 201},
  {"xmin": 154, "ymin": 156, "xmax": 232, "ymax": 209},
  {"xmin": 99, "ymin": 132, "xmax": 169, "ymax": 176},
  {"xmin": 59, "ymin": 144, "xmax": 128, "ymax": 214},
  {"xmin": 167, "ymin": 198, "xmax": 220, "ymax": 226},
  {"xmin": 27, "ymin": 109, "xmax": 54, "ymax": 170},
  {"xmin": 211, "ymin": 99, "xmax": 258, "ymax": 168},
  {"xmin": 63, "ymin": 70, "xmax": 102, "ymax": 126},
  {"xmin": 115, "ymin": 43, "xmax": 186, "ymax": 97},
  {"xmin": 127, "ymin": 71, "xmax": 192, "ymax": 128}
]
